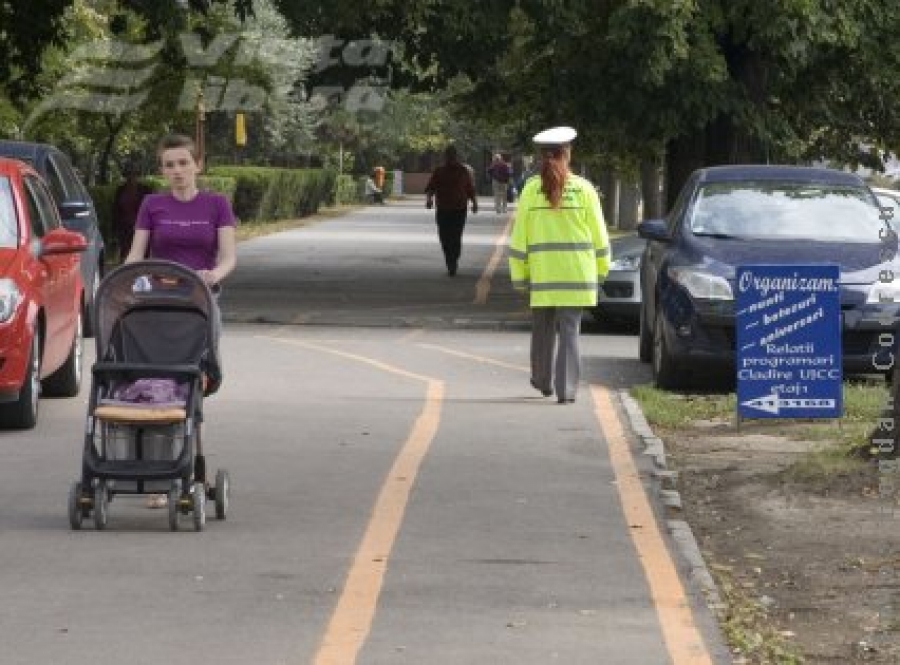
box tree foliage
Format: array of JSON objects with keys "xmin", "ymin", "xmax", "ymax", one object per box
[
  {"xmin": 8, "ymin": 1, "xmax": 900, "ymax": 201},
  {"xmin": 2, "ymin": 0, "xmax": 321, "ymax": 182},
  {"xmin": 0, "ymin": 0, "xmax": 254, "ymax": 101},
  {"xmin": 275, "ymin": 0, "xmax": 900, "ymax": 202}
]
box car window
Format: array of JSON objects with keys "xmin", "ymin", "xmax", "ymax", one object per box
[
  {"xmin": 666, "ymin": 174, "xmax": 696, "ymax": 233},
  {"xmin": 689, "ymin": 182, "xmax": 885, "ymax": 242},
  {"xmin": 43, "ymin": 155, "xmax": 71, "ymax": 202},
  {"xmin": 23, "ymin": 176, "xmax": 61, "ymax": 237},
  {"xmin": 0, "ymin": 177, "xmax": 18, "ymax": 248},
  {"xmin": 49, "ymin": 153, "xmax": 86, "ymax": 202}
]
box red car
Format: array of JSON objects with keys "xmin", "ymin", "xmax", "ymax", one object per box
[{"xmin": 0, "ymin": 157, "xmax": 87, "ymax": 429}]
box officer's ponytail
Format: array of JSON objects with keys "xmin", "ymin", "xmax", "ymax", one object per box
[{"xmin": 539, "ymin": 145, "xmax": 571, "ymax": 209}]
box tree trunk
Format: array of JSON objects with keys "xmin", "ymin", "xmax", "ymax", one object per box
[
  {"xmin": 640, "ymin": 158, "xmax": 663, "ymax": 219},
  {"xmin": 617, "ymin": 180, "xmax": 641, "ymax": 231},
  {"xmin": 664, "ymin": 131, "xmax": 706, "ymax": 211},
  {"xmin": 664, "ymin": 114, "xmax": 768, "ymax": 210},
  {"xmin": 98, "ymin": 116, "xmax": 126, "ymax": 185},
  {"xmin": 598, "ymin": 170, "xmax": 620, "ymax": 229}
]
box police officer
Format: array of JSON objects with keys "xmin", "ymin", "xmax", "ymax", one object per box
[{"xmin": 508, "ymin": 126, "xmax": 611, "ymax": 403}]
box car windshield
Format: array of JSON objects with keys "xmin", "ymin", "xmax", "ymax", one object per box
[
  {"xmin": 0, "ymin": 177, "xmax": 18, "ymax": 248},
  {"xmin": 689, "ymin": 181, "xmax": 885, "ymax": 242}
]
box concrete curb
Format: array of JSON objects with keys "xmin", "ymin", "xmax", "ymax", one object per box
[{"xmin": 618, "ymin": 389, "xmax": 726, "ymax": 615}]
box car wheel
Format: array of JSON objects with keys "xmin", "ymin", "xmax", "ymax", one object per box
[
  {"xmin": 0, "ymin": 330, "xmax": 40, "ymax": 429},
  {"xmin": 652, "ymin": 310, "xmax": 683, "ymax": 390},
  {"xmin": 82, "ymin": 266, "xmax": 100, "ymax": 338},
  {"xmin": 43, "ymin": 311, "xmax": 83, "ymax": 397},
  {"xmin": 638, "ymin": 303, "xmax": 652, "ymax": 363}
]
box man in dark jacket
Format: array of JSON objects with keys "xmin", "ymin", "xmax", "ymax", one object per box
[
  {"xmin": 111, "ymin": 163, "xmax": 152, "ymax": 262},
  {"xmin": 425, "ymin": 145, "xmax": 478, "ymax": 276}
]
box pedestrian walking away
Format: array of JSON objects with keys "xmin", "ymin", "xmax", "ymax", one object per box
[
  {"xmin": 125, "ymin": 133, "xmax": 237, "ymax": 506},
  {"xmin": 425, "ymin": 144, "xmax": 478, "ymax": 276},
  {"xmin": 508, "ymin": 126, "xmax": 611, "ymax": 404},
  {"xmin": 487, "ymin": 153, "xmax": 512, "ymax": 214}
]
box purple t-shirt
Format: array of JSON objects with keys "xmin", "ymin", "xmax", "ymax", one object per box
[{"xmin": 135, "ymin": 191, "xmax": 236, "ymax": 271}]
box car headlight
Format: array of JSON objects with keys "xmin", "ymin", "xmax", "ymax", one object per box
[
  {"xmin": 867, "ymin": 279, "xmax": 900, "ymax": 304},
  {"xmin": 668, "ymin": 266, "xmax": 733, "ymax": 300},
  {"xmin": 0, "ymin": 278, "xmax": 22, "ymax": 323},
  {"xmin": 610, "ymin": 255, "xmax": 641, "ymax": 271}
]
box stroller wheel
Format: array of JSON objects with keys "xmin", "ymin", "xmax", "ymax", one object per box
[
  {"xmin": 192, "ymin": 482, "xmax": 206, "ymax": 532},
  {"xmin": 93, "ymin": 482, "xmax": 109, "ymax": 531},
  {"xmin": 214, "ymin": 469, "xmax": 230, "ymax": 520},
  {"xmin": 68, "ymin": 481, "xmax": 85, "ymax": 530},
  {"xmin": 167, "ymin": 485, "xmax": 181, "ymax": 531}
]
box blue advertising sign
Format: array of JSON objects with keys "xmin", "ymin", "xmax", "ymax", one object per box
[{"xmin": 735, "ymin": 265, "xmax": 842, "ymax": 419}]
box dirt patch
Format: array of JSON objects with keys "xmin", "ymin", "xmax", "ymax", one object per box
[{"xmin": 662, "ymin": 419, "xmax": 900, "ymax": 664}]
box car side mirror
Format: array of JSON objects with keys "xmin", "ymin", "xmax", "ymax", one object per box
[
  {"xmin": 40, "ymin": 228, "xmax": 88, "ymax": 256},
  {"xmin": 637, "ymin": 218, "xmax": 671, "ymax": 242}
]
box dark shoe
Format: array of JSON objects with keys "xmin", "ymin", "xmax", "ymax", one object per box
[
  {"xmin": 557, "ymin": 397, "xmax": 576, "ymax": 404},
  {"xmin": 530, "ymin": 379, "xmax": 552, "ymax": 397},
  {"xmin": 448, "ymin": 262, "xmax": 457, "ymax": 276}
]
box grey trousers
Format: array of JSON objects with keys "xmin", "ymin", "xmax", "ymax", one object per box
[{"xmin": 530, "ymin": 307, "xmax": 583, "ymax": 401}]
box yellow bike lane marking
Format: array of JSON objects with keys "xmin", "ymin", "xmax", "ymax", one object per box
[
  {"xmin": 418, "ymin": 342, "xmax": 716, "ymax": 663},
  {"xmin": 265, "ymin": 333, "xmax": 714, "ymax": 664},
  {"xmin": 262, "ymin": 336, "xmax": 444, "ymax": 665},
  {"xmin": 473, "ymin": 214, "xmax": 515, "ymax": 305},
  {"xmin": 592, "ymin": 384, "xmax": 714, "ymax": 664}
]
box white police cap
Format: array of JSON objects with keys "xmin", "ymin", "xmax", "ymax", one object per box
[{"xmin": 532, "ymin": 126, "xmax": 577, "ymax": 145}]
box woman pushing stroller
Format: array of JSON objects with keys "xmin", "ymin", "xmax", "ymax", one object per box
[{"xmin": 125, "ymin": 134, "xmax": 237, "ymax": 506}]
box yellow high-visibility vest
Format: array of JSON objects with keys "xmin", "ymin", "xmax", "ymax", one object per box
[{"xmin": 508, "ymin": 174, "xmax": 611, "ymax": 307}]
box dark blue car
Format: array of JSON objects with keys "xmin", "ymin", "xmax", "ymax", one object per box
[
  {"xmin": 637, "ymin": 165, "xmax": 899, "ymax": 389},
  {"xmin": 0, "ymin": 141, "xmax": 105, "ymax": 337}
]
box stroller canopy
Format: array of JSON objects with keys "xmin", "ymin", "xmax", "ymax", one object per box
[{"xmin": 93, "ymin": 260, "xmax": 223, "ymax": 392}]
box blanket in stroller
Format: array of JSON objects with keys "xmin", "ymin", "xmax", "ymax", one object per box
[{"xmin": 110, "ymin": 378, "xmax": 189, "ymax": 406}]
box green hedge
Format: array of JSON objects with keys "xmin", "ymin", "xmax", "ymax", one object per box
[
  {"xmin": 207, "ymin": 166, "xmax": 336, "ymax": 222},
  {"xmin": 89, "ymin": 183, "xmax": 118, "ymax": 246},
  {"xmin": 334, "ymin": 174, "xmax": 359, "ymax": 205}
]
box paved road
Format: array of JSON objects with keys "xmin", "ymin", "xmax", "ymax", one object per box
[{"xmin": 0, "ymin": 198, "xmax": 730, "ymax": 664}]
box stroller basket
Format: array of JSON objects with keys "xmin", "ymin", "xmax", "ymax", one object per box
[{"xmin": 91, "ymin": 420, "xmax": 189, "ymax": 491}]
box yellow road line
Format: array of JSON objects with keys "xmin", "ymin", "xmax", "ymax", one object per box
[
  {"xmin": 263, "ymin": 336, "xmax": 442, "ymax": 665},
  {"xmin": 473, "ymin": 214, "xmax": 514, "ymax": 305},
  {"xmin": 266, "ymin": 336, "xmax": 435, "ymax": 383},
  {"xmin": 416, "ymin": 342, "xmax": 528, "ymax": 373},
  {"xmin": 591, "ymin": 385, "xmax": 714, "ymax": 665},
  {"xmin": 314, "ymin": 380, "xmax": 443, "ymax": 665}
]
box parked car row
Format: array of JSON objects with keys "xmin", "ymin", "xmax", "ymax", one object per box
[
  {"xmin": 633, "ymin": 165, "xmax": 899, "ymax": 390},
  {"xmin": 0, "ymin": 141, "xmax": 105, "ymax": 336},
  {"xmin": 0, "ymin": 141, "xmax": 104, "ymax": 429},
  {"xmin": 0, "ymin": 157, "xmax": 88, "ymax": 428}
]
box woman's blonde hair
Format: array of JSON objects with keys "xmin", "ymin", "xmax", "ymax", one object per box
[{"xmin": 539, "ymin": 144, "xmax": 571, "ymax": 208}]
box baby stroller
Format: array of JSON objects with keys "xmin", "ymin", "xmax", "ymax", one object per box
[{"xmin": 68, "ymin": 259, "xmax": 230, "ymax": 531}]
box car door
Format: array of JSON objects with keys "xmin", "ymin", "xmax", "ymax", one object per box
[
  {"xmin": 23, "ymin": 175, "xmax": 78, "ymax": 372},
  {"xmin": 642, "ymin": 174, "xmax": 697, "ymax": 328},
  {"xmin": 45, "ymin": 151, "xmax": 102, "ymax": 328}
]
